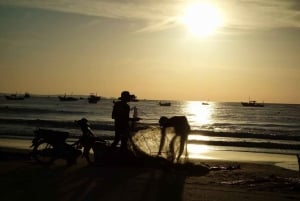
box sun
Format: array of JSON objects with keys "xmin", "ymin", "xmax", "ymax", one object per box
[{"xmin": 180, "ymin": 2, "xmax": 223, "ymax": 37}]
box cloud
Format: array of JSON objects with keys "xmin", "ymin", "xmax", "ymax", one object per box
[
  {"xmin": 0, "ymin": 0, "xmax": 299, "ymax": 33},
  {"xmin": 0, "ymin": 0, "xmax": 151, "ymax": 19},
  {"xmin": 222, "ymin": 0, "xmax": 300, "ymax": 32},
  {"xmin": 0, "ymin": 0, "xmax": 183, "ymax": 32},
  {"xmin": 286, "ymin": 0, "xmax": 300, "ymax": 11}
]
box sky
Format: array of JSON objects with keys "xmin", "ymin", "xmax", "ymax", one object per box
[{"xmin": 0, "ymin": 0, "xmax": 299, "ymax": 103}]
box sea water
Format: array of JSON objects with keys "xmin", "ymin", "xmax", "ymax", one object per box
[{"xmin": 0, "ymin": 95, "xmax": 300, "ymax": 156}]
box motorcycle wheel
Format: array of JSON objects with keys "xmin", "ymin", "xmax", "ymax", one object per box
[{"xmin": 32, "ymin": 142, "xmax": 56, "ymax": 165}]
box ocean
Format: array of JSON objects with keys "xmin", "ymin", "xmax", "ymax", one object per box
[{"xmin": 1, "ymin": 95, "xmax": 300, "ymax": 156}]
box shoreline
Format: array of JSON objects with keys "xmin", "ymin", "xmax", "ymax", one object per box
[{"xmin": 1, "ymin": 138, "xmax": 299, "ymax": 171}]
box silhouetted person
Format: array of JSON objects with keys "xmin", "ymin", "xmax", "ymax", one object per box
[
  {"xmin": 158, "ymin": 116, "xmax": 190, "ymax": 162},
  {"xmin": 75, "ymin": 118, "xmax": 95, "ymax": 159},
  {"xmin": 111, "ymin": 91, "xmax": 140, "ymax": 154}
]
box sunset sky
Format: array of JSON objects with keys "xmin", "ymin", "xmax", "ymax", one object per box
[{"xmin": 0, "ymin": 0, "xmax": 299, "ymax": 103}]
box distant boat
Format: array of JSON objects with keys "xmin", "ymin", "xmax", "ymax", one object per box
[
  {"xmin": 24, "ymin": 92, "xmax": 30, "ymax": 98},
  {"xmin": 159, "ymin": 101, "xmax": 171, "ymax": 106},
  {"xmin": 241, "ymin": 100, "xmax": 264, "ymax": 107},
  {"xmin": 5, "ymin": 94, "xmax": 25, "ymax": 100},
  {"xmin": 58, "ymin": 95, "xmax": 78, "ymax": 101},
  {"xmin": 202, "ymin": 102, "xmax": 209, "ymax": 105},
  {"xmin": 88, "ymin": 94, "xmax": 101, "ymax": 104}
]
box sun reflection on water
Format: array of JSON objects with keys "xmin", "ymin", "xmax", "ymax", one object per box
[
  {"xmin": 187, "ymin": 144, "xmax": 210, "ymax": 154},
  {"xmin": 183, "ymin": 101, "xmax": 215, "ymax": 157},
  {"xmin": 183, "ymin": 101, "xmax": 213, "ymax": 125}
]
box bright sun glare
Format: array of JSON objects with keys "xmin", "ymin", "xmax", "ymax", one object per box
[
  {"xmin": 185, "ymin": 101, "xmax": 212, "ymax": 125},
  {"xmin": 180, "ymin": 2, "xmax": 223, "ymax": 37}
]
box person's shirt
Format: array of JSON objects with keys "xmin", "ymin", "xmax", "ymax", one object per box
[
  {"xmin": 112, "ymin": 100, "xmax": 130, "ymax": 127},
  {"xmin": 163, "ymin": 116, "xmax": 190, "ymax": 136},
  {"xmin": 81, "ymin": 125, "xmax": 94, "ymax": 137}
]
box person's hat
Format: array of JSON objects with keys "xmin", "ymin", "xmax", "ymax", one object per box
[
  {"xmin": 118, "ymin": 91, "xmax": 131, "ymax": 101},
  {"xmin": 75, "ymin": 118, "xmax": 89, "ymax": 126}
]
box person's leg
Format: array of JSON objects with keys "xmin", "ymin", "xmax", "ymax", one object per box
[
  {"xmin": 120, "ymin": 128, "xmax": 130, "ymax": 153},
  {"xmin": 83, "ymin": 145, "xmax": 91, "ymax": 157},
  {"xmin": 169, "ymin": 136, "xmax": 177, "ymax": 162},
  {"xmin": 111, "ymin": 129, "xmax": 121, "ymax": 148},
  {"xmin": 177, "ymin": 135, "xmax": 187, "ymax": 162}
]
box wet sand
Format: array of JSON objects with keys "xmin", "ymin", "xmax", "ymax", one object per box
[
  {"xmin": 1, "ymin": 144, "xmax": 300, "ymax": 201},
  {"xmin": 1, "ymin": 138, "xmax": 299, "ymax": 171}
]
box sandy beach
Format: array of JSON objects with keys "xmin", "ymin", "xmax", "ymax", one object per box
[{"xmin": 1, "ymin": 143, "xmax": 300, "ymax": 201}]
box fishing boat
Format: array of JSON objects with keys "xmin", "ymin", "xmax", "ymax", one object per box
[
  {"xmin": 5, "ymin": 94, "xmax": 25, "ymax": 100},
  {"xmin": 58, "ymin": 95, "xmax": 78, "ymax": 101},
  {"xmin": 159, "ymin": 101, "xmax": 171, "ymax": 106},
  {"xmin": 241, "ymin": 100, "xmax": 264, "ymax": 107},
  {"xmin": 88, "ymin": 94, "xmax": 101, "ymax": 104},
  {"xmin": 24, "ymin": 92, "xmax": 30, "ymax": 98}
]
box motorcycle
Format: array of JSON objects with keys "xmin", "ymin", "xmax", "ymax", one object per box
[{"xmin": 30, "ymin": 118, "xmax": 108, "ymax": 165}]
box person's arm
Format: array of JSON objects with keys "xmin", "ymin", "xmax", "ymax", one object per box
[
  {"xmin": 87, "ymin": 127, "xmax": 95, "ymax": 137},
  {"xmin": 112, "ymin": 105, "xmax": 116, "ymax": 119},
  {"xmin": 158, "ymin": 127, "xmax": 166, "ymax": 155}
]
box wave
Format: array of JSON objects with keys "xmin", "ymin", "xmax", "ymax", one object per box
[
  {"xmin": 1, "ymin": 115, "xmax": 300, "ymax": 153},
  {"xmin": 0, "ymin": 106, "xmax": 88, "ymax": 116},
  {"xmin": 198, "ymin": 122, "xmax": 300, "ymax": 136},
  {"xmin": 204, "ymin": 122, "xmax": 300, "ymax": 129},
  {"xmin": 1, "ymin": 117, "xmax": 300, "ymax": 141},
  {"xmin": 1, "ymin": 117, "xmax": 300, "ymax": 137},
  {"xmin": 190, "ymin": 129, "xmax": 300, "ymax": 141},
  {"xmin": 188, "ymin": 140, "xmax": 300, "ymax": 151},
  {"xmin": 0, "ymin": 118, "xmax": 115, "ymax": 131}
]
